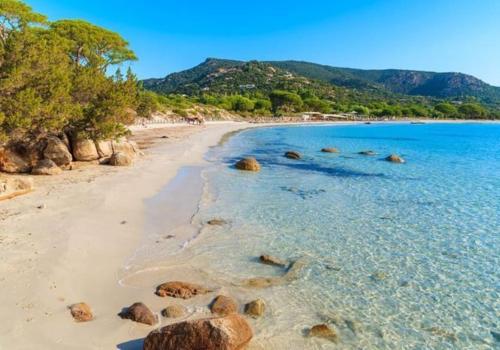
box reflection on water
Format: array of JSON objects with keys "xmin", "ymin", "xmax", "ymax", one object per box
[{"xmin": 181, "ymin": 124, "xmax": 499, "ymax": 349}]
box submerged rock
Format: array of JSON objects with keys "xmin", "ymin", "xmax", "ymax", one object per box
[
  {"xmin": 242, "ymin": 257, "xmax": 307, "ymax": 288},
  {"xmin": 69, "ymin": 302, "xmax": 93, "ymax": 322},
  {"xmin": 321, "ymin": 148, "xmax": 339, "ymax": 153},
  {"xmin": 161, "ymin": 305, "xmax": 186, "ymax": 318},
  {"xmin": 210, "ymin": 295, "xmax": 238, "ymax": 316},
  {"xmin": 259, "ymin": 254, "xmax": 287, "ymax": 267},
  {"xmin": 207, "ymin": 218, "xmax": 227, "ymax": 226},
  {"xmin": 143, "ymin": 314, "xmax": 253, "ymax": 350},
  {"xmin": 31, "ymin": 159, "xmax": 62, "ymax": 175},
  {"xmin": 119, "ymin": 302, "xmax": 157, "ymax": 325},
  {"xmin": 370, "ymin": 271, "xmax": 388, "ymax": 281},
  {"xmin": 244, "ymin": 299, "xmax": 265, "ymax": 318},
  {"xmin": 284, "ymin": 151, "xmax": 301, "ymax": 160},
  {"xmin": 235, "ymin": 157, "xmax": 261, "ymax": 171},
  {"xmin": 309, "ymin": 324, "xmax": 339, "ymax": 343},
  {"xmin": 385, "ymin": 154, "xmax": 405, "ymax": 163},
  {"xmin": 156, "ymin": 281, "xmax": 211, "ymax": 299},
  {"xmin": 358, "ymin": 150, "xmax": 376, "ymax": 156}
]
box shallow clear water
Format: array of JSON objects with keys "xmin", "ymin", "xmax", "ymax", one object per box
[{"xmin": 191, "ymin": 123, "xmax": 500, "ymax": 349}]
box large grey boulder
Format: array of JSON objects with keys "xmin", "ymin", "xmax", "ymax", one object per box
[{"xmin": 72, "ymin": 139, "xmax": 99, "ymax": 161}]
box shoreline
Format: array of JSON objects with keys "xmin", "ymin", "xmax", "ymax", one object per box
[{"xmin": 1, "ymin": 120, "xmax": 498, "ymax": 349}]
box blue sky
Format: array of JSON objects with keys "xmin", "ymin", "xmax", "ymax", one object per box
[{"xmin": 27, "ymin": 0, "xmax": 500, "ymax": 85}]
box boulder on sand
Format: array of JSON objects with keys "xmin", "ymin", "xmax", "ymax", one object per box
[
  {"xmin": 43, "ymin": 136, "xmax": 72, "ymax": 166},
  {"xmin": 210, "ymin": 295, "xmax": 238, "ymax": 316},
  {"xmin": 385, "ymin": 154, "xmax": 405, "ymax": 163},
  {"xmin": 321, "ymin": 148, "xmax": 339, "ymax": 153},
  {"xmin": 109, "ymin": 152, "xmax": 133, "ymax": 166},
  {"xmin": 143, "ymin": 314, "xmax": 253, "ymax": 350},
  {"xmin": 0, "ymin": 146, "xmax": 31, "ymax": 173},
  {"xmin": 31, "ymin": 159, "xmax": 62, "ymax": 175},
  {"xmin": 0, "ymin": 176, "xmax": 34, "ymax": 201},
  {"xmin": 156, "ymin": 281, "xmax": 211, "ymax": 299},
  {"xmin": 235, "ymin": 157, "xmax": 261, "ymax": 171},
  {"xmin": 260, "ymin": 254, "xmax": 287, "ymax": 267},
  {"xmin": 244, "ymin": 299, "xmax": 265, "ymax": 318},
  {"xmin": 119, "ymin": 302, "xmax": 157, "ymax": 325},
  {"xmin": 284, "ymin": 151, "xmax": 301, "ymax": 160},
  {"xmin": 69, "ymin": 302, "xmax": 93, "ymax": 322},
  {"xmin": 161, "ymin": 305, "xmax": 186, "ymax": 318},
  {"xmin": 72, "ymin": 138, "xmax": 99, "ymax": 161}
]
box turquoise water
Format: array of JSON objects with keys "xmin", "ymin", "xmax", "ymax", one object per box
[{"xmin": 192, "ymin": 123, "xmax": 499, "ymax": 349}]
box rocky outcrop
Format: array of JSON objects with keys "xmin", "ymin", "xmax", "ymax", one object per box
[
  {"xmin": 43, "ymin": 136, "xmax": 72, "ymax": 166},
  {"xmin": 235, "ymin": 157, "xmax": 261, "ymax": 171},
  {"xmin": 156, "ymin": 281, "xmax": 211, "ymax": 299},
  {"xmin": 161, "ymin": 305, "xmax": 186, "ymax": 318},
  {"xmin": 385, "ymin": 154, "xmax": 405, "ymax": 163},
  {"xmin": 244, "ymin": 299, "xmax": 265, "ymax": 318},
  {"xmin": 309, "ymin": 324, "xmax": 338, "ymax": 343},
  {"xmin": 119, "ymin": 302, "xmax": 157, "ymax": 325},
  {"xmin": 31, "ymin": 159, "xmax": 62, "ymax": 175},
  {"xmin": 109, "ymin": 152, "xmax": 132, "ymax": 166},
  {"xmin": 69, "ymin": 303, "xmax": 93, "ymax": 322},
  {"xmin": 284, "ymin": 151, "xmax": 301, "ymax": 159},
  {"xmin": 210, "ymin": 295, "xmax": 238, "ymax": 316},
  {"xmin": 143, "ymin": 314, "xmax": 253, "ymax": 350},
  {"xmin": 0, "ymin": 176, "xmax": 34, "ymax": 201},
  {"xmin": 0, "ymin": 145, "xmax": 31, "ymax": 173},
  {"xmin": 321, "ymin": 148, "xmax": 339, "ymax": 153},
  {"xmin": 72, "ymin": 138, "xmax": 99, "ymax": 161},
  {"xmin": 259, "ymin": 254, "xmax": 287, "ymax": 267}
]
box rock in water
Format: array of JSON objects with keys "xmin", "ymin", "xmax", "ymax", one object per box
[
  {"xmin": 210, "ymin": 295, "xmax": 238, "ymax": 316},
  {"xmin": 207, "ymin": 218, "xmax": 227, "ymax": 226},
  {"xmin": 0, "ymin": 177, "xmax": 34, "ymax": 201},
  {"xmin": 309, "ymin": 324, "xmax": 339, "ymax": 343},
  {"xmin": 161, "ymin": 305, "xmax": 186, "ymax": 318},
  {"xmin": 385, "ymin": 154, "xmax": 405, "ymax": 163},
  {"xmin": 109, "ymin": 152, "xmax": 133, "ymax": 166},
  {"xmin": 31, "ymin": 159, "xmax": 62, "ymax": 175},
  {"xmin": 321, "ymin": 148, "xmax": 339, "ymax": 153},
  {"xmin": 156, "ymin": 281, "xmax": 211, "ymax": 299},
  {"xmin": 69, "ymin": 303, "xmax": 93, "ymax": 322},
  {"xmin": 358, "ymin": 150, "xmax": 376, "ymax": 156},
  {"xmin": 284, "ymin": 151, "xmax": 301, "ymax": 159},
  {"xmin": 119, "ymin": 302, "xmax": 157, "ymax": 325},
  {"xmin": 259, "ymin": 254, "xmax": 287, "ymax": 267},
  {"xmin": 43, "ymin": 136, "xmax": 72, "ymax": 166},
  {"xmin": 244, "ymin": 299, "xmax": 265, "ymax": 318},
  {"xmin": 235, "ymin": 157, "xmax": 261, "ymax": 171},
  {"xmin": 143, "ymin": 314, "xmax": 253, "ymax": 350},
  {"xmin": 72, "ymin": 139, "xmax": 99, "ymax": 161}
]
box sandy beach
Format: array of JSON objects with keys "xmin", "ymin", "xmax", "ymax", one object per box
[{"xmin": 0, "ymin": 122, "xmax": 256, "ymax": 349}]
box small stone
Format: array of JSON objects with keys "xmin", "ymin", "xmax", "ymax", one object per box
[
  {"xmin": 491, "ymin": 330, "xmax": 500, "ymax": 342},
  {"xmin": 321, "ymin": 148, "xmax": 339, "ymax": 153},
  {"xmin": 161, "ymin": 136, "xmax": 169, "ymax": 139},
  {"xmin": 37, "ymin": 204, "xmax": 46, "ymax": 209},
  {"xmin": 385, "ymin": 154, "xmax": 405, "ymax": 163},
  {"xmin": 207, "ymin": 218, "xmax": 227, "ymax": 226},
  {"xmin": 309, "ymin": 324, "xmax": 338, "ymax": 343},
  {"xmin": 156, "ymin": 281, "xmax": 211, "ymax": 299},
  {"xmin": 358, "ymin": 150, "xmax": 376, "ymax": 156},
  {"xmin": 161, "ymin": 305, "xmax": 186, "ymax": 318},
  {"xmin": 120, "ymin": 220, "xmax": 127, "ymax": 224},
  {"xmin": 259, "ymin": 254, "xmax": 287, "ymax": 267},
  {"xmin": 235, "ymin": 157, "xmax": 261, "ymax": 171},
  {"xmin": 69, "ymin": 302, "xmax": 93, "ymax": 322},
  {"xmin": 284, "ymin": 151, "xmax": 301, "ymax": 159},
  {"xmin": 244, "ymin": 299, "xmax": 265, "ymax": 318},
  {"xmin": 210, "ymin": 295, "xmax": 238, "ymax": 316},
  {"xmin": 119, "ymin": 302, "xmax": 157, "ymax": 325}
]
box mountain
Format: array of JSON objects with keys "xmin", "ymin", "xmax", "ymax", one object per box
[{"xmin": 143, "ymin": 58, "xmax": 500, "ymax": 105}]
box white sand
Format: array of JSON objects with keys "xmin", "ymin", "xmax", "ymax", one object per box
[{"xmin": 0, "ymin": 122, "xmax": 253, "ymax": 349}]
